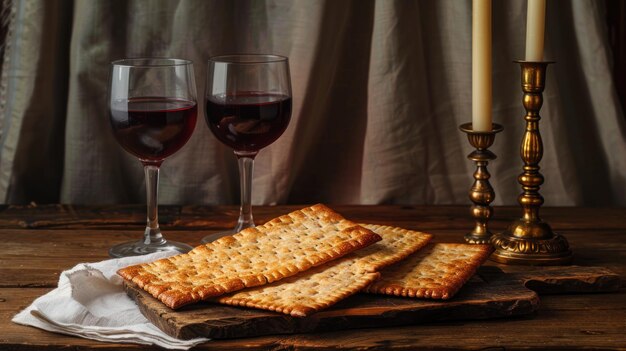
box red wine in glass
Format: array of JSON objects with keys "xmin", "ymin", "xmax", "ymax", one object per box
[
  {"xmin": 202, "ymin": 54, "xmax": 292, "ymax": 243},
  {"xmin": 110, "ymin": 97, "xmax": 197, "ymax": 164},
  {"xmin": 108, "ymin": 58, "xmax": 197, "ymax": 258},
  {"xmin": 206, "ymin": 92, "xmax": 292, "ymax": 152}
]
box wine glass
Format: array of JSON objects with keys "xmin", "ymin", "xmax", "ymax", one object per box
[
  {"xmin": 202, "ymin": 54, "xmax": 292, "ymax": 243},
  {"xmin": 108, "ymin": 58, "xmax": 197, "ymax": 257}
]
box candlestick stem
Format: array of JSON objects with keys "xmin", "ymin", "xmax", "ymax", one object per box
[
  {"xmin": 460, "ymin": 123, "xmax": 503, "ymax": 244},
  {"xmin": 490, "ymin": 61, "xmax": 572, "ymax": 265}
]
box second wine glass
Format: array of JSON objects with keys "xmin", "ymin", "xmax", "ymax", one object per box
[{"xmin": 202, "ymin": 54, "xmax": 292, "ymax": 243}]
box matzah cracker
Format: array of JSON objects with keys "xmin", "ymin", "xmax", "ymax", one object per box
[
  {"xmin": 364, "ymin": 243, "xmax": 492, "ymax": 299},
  {"xmin": 118, "ymin": 204, "xmax": 381, "ymax": 309},
  {"xmin": 217, "ymin": 224, "xmax": 433, "ymax": 317}
]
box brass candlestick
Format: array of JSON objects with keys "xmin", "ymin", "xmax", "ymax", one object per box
[
  {"xmin": 490, "ymin": 61, "xmax": 572, "ymax": 265},
  {"xmin": 459, "ymin": 123, "xmax": 503, "ymax": 244}
]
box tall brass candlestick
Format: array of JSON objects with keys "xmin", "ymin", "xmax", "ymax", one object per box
[
  {"xmin": 460, "ymin": 123, "xmax": 503, "ymax": 244},
  {"xmin": 491, "ymin": 61, "xmax": 572, "ymax": 265}
]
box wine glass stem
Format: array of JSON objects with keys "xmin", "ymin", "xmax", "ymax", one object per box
[
  {"xmin": 236, "ymin": 156, "xmax": 255, "ymax": 231},
  {"xmin": 144, "ymin": 165, "xmax": 164, "ymax": 244}
]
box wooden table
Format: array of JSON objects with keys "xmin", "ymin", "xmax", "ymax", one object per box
[{"xmin": 0, "ymin": 204, "xmax": 624, "ymax": 350}]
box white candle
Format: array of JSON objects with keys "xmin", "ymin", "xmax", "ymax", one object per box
[
  {"xmin": 472, "ymin": 0, "xmax": 492, "ymax": 132},
  {"xmin": 525, "ymin": 0, "xmax": 546, "ymax": 61}
]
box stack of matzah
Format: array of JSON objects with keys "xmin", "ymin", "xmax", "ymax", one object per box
[{"xmin": 118, "ymin": 204, "xmax": 492, "ymax": 317}]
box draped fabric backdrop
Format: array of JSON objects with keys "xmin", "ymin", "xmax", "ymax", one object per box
[{"xmin": 0, "ymin": 0, "xmax": 625, "ymax": 206}]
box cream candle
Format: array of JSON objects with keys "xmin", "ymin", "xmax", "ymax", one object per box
[
  {"xmin": 472, "ymin": 0, "xmax": 492, "ymax": 132},
  {"xmin": 525, "ymin": 0, "xmax": 546, "ymax": 61}
]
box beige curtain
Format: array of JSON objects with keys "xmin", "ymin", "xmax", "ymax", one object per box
[{"xmin": 1, "ymin": 0, "xmax": 625, "ymax": 206}]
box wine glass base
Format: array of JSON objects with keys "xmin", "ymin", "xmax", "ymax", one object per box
[{"xmin": 109, "ymin": 239, "xmax": 193, "ymax": 258}]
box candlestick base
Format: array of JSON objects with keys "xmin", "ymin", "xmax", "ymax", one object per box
[
  {"xmin": 459, "ymin": 123, "xmax": 503, "ymax": 245},
  {"xmin": 490, "ymin": 219, "xmax": 572, "ymax": 265},
  {"xmin": 491, "ymin": 60, "xmax": 572, "ymax": 266}
]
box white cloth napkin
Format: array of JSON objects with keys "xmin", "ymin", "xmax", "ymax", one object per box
[{"xmin": 12, "ymin": 252, "xmax": 209, "ymax": 349}]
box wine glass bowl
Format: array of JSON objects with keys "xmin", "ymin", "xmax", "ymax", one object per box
[
  {"xmin": 203, "ymin": 54, "xmax": 292, "ymax": 243},
  {"xmin": 108, "ymin": 58, "xmax": 197, "ymax": 257},
  {"xmin": 110, "ymin": 97, "xmax": 197, "ymax": 165}
]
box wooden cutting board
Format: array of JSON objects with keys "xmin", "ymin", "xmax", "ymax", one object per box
[{"xmin": 124, "ymin": 265, "xmax": 619, "ymax": 340}]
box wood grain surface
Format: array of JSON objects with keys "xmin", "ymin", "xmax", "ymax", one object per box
[{"xmin": 0, "ymin": 205, "xmax": 625, "ymax": 350}]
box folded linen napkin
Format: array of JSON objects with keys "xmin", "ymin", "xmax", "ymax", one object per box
[{"xmin": 12, "ymin": 251, "xmax": 209, "ymax": 349}]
